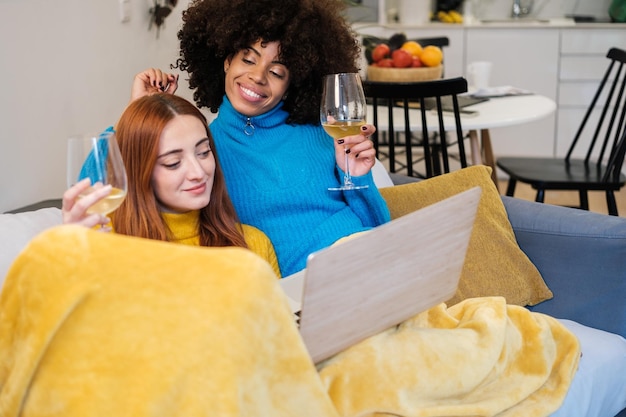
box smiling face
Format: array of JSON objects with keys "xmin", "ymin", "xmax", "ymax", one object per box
[
  {"xmin": 151, "ymin": 114, "xmax": 216, "ymax": 213},
  {"xmin": 223, "ymin": 40, "xmax": 291, "ymax": 117}
]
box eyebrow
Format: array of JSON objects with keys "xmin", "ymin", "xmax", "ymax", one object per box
[
  {"xmin": 246, "ymin": 45, "xmax": 284, "ymax": 66},
  {"xmin": 157, "ymin": 137, "xmax": 210, "ymax": 159}
]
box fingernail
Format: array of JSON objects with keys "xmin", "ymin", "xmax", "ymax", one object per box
[
  {"xmin": 337, "ymin": 139, "xmax": 345, "ymax": 145},
  {"xmin": 345, "ymin": 149, "xmax": 351, "ymax": 154},
  {"xmin": 361, "ymin": 125, "xmax": 367, "ymax": 131}
]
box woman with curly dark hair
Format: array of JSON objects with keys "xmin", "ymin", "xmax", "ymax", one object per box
[
  {"xmin": 177, "ymin": 0, "xmax": 359, "ymax": 125},
  {"xmin": 129, "ymin": 0, "xmax": 390, "ymax": 277}
]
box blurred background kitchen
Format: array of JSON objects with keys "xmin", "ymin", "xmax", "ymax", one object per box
[{"xmin": 0, "ymin": 0, "xmax": 623, "ymax": 213}]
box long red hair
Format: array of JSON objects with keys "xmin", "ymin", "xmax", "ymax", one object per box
[{"xmin": 112, "ymin": 93, "xmax": 247, "ymax": 248}]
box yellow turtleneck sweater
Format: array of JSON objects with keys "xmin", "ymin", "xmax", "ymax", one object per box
[{"xmin": 159, "ymin": 211, "xmax": 281, "ymax": 277}]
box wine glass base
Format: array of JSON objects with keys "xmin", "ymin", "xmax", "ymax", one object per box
[{"xmin": 328, "ymin": 184, "xmax": 369, "ymax": 191}]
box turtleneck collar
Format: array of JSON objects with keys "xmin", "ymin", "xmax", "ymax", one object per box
[{"xmin": 160, "ymin": 210, "xmax": 200, "ymax": 244}]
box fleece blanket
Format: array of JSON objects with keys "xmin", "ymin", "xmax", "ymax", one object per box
[
  {"xmin": 0, "ymin": 226, "xmax": 580, "ymax": 417},
  {"xmin": 0, "ymin": 225, "xmax": 338, "ymax": 417},
  {"xmin": 318, "ymin": 298, "xmax": 581, "ymax": 417}
]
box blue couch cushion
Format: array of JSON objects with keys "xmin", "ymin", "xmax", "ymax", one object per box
[{"xmin": 502, "ymin": 196, "xmax": 626, "ymax": 339}]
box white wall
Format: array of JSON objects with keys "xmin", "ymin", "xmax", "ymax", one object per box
[{"xmin": 0, "ymin": 0, "xmax": 194, "ymax": 212}]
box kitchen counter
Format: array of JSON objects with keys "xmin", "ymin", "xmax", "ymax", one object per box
[
  {"xmin": 465, "ymin": 17, "xmax": 576, "ymax": 26},
  {"xmin": 355, "ymin": 18, "xmax": 626, "ymax": 30}
]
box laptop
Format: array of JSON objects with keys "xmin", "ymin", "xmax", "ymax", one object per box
[{"xmin": 279, "ymin": 186, "xmax": 481, "ymax": 364}]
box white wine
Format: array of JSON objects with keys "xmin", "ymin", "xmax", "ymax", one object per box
[
  {"xmin": 322, "ymin": 120, "xmax": 365, "ymax": 139},
  {"xmin": 80, "ymin": 187, "xmax": 127, "ymax": 216}
]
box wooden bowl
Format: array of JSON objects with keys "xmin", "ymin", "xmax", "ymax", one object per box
[{"xmin": 367, "ymin": 65, "xmax": 443, "ymax": 82}]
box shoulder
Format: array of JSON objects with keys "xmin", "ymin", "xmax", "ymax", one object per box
[
  {"xmin": 240, "ymin": 224, "xmax": 270, "ymax": 242},
  {"xmin": 240, "ymin": 224, "xmax": 281, "ymax": 278},
  {"xmin": 240, "ymin": 224, "xmax": 276, "ymax": 256}
]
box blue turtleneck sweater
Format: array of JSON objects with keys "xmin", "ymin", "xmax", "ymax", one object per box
[{"xmin": 210, "ymin": 97, "xmax": 391, "ymax": 276}]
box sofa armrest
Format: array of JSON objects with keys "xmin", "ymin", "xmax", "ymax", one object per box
[
  {"xmin": 4, "ymin": 199, "xmax": 62, "ymax": 214},
  {"xmin": 0, "ymin": 207, "xmax": 63, "ymax": 289},
  {"xmin": 502, "ymin": 196, "xmax": 626, "ymax": 339}
]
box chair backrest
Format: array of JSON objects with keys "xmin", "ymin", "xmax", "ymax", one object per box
[
  {"xmin": 412, "ymin": 36, "xmax": 450, "ymax": 49},
  {"xmin": 364, "ymin": 77, "xmax": 468, "ymax": 178},
  {"xmin": 361, "ymin": 35, "xmax": 450, "ymax": 50},
  {"xmin": 566, "ymin": 47, "xmax": 626, "ymax": 183}
]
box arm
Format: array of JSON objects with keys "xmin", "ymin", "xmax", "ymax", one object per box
[
  {"xmin": 502, "ymin": 196, "xmax": 626, "ymax": 338},
  {"xmin": 342, "ymin": 173, "xmax": 391, "ymax": 227},
  {"xmin": 241, "ymin": 224, "xmax": 282, "ymax": 278},
  {"xmin": 332, "ymin": 124, "xmax": 391, "ymax": 227}
]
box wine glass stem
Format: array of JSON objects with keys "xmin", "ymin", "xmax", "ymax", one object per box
[{"xmin": 344, "ymin": 148, "xmax": 354, "ymax": 187}]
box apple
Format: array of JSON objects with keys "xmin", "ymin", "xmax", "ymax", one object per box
[
  {"xmin": 371, "ymin": 44, "xmax": 390, "ymax": 63},
  {"xmin": 391, "ymin": 49, "xmax": 412, "ymax": 68},
  {"xmin": 411, "ymin": 56, "xmax": 424, "ymax": 67},
  {"xmin": 376, "ymin": 58, "xmax": 394, "ymax": 68}
]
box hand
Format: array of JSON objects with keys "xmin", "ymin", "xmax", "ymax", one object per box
[
  {"xmin": 130, "ymin": 68, "xmax": 179, "ymax": 102},
  {"xmin": 62, "ymin": 178, "xmax": 112, "ymax": 229},
  {"xmin": 333, "ymin": 124, "xmax": 377, "ymax": 177}
]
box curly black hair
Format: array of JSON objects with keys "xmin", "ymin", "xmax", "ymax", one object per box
[{"xmin": 174, "ymin": 0, "xmax": 361, "ymax": 125}]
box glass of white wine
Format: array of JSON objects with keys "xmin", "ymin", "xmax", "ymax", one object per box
[
  {"xmin": 67, "ymin": 131, "xmax": 128, "ymax": 227},
  {"xmin": 320, "ymin": 72, "xmax": 368, "ymax": 191}
]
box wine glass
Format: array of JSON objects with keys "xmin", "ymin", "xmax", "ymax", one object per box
[
  {"xmin": 67, "ymin": 131, "xmax": 128, "ymax": 226},
  {"xmin": 320, "ymin": 72, "xmax": 368, "ymax": 191}
]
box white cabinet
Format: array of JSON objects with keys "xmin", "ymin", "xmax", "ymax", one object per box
[
  {"xmin": 465, "ymin": 28, "xmax": 560, "ymax": 158},
  {"xmin": 560, "ymin": 29, "xmax": 626, "ymax": 54},
  {"xmin": 556, "ymin": 28, "xmax": 625, "ymax": 157}
]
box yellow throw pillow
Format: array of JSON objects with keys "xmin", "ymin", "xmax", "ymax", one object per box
[{"xmin": 379, "ymin": 165, "xmax": 553, "ymax": 306}]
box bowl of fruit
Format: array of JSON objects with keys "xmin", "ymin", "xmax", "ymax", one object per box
[{"xmin": 364, "ymin": 33, "xmax": 443, "ymax": 82}]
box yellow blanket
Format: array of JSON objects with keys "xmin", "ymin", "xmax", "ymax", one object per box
[
  {"xmin": 0, "ymin": 226, "xmax": 580, "ymax": 417},
  {"xmin": 0, "ymin": 225, "xmax": 338, "ymax": 417},
  {"xmin": 318, "ymin": 298, "xmax": 580, "ymax": 417}
]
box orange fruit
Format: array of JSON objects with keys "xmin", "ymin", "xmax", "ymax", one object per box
[
  {"xmin": 420, "ymin": 45, "xmax": 443, "ymax": 67},
  {"xmin": 400, "ymin": 41, "xmax": 423, "ymax": 58}
]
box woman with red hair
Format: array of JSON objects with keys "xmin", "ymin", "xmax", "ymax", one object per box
[{"xmin": 62, "ymin": 93, "xmax": 280, "ymax": 277}]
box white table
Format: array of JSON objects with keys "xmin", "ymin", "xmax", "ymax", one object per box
[{"xmin": 368, "ymin": 94, "xmax": 557, "ymax": 185}]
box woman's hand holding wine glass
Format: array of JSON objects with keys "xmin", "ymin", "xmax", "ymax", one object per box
[
  {"xmin": 331, "ymin": 124, "xmax": 377, "ymax": 177},
  {"xmin": 64, "ymin": 131, "xmax": 128, "ymax": 230},
  {"xmin": 321, "ymin": 72, "xmax": 375, "ymax": 190}
]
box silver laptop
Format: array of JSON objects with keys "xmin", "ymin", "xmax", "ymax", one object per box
[{"xmin": 279, "ymin": 187, "xmax": 481, "ymax": 364}]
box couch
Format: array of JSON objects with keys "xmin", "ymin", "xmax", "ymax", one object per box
[{"xmin": 1, "ymin": 165, "xmax": 625, "ymax": 417}]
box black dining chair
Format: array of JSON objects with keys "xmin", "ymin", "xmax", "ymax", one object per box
[
  {"xmin": 363, "ymin": 77, "xmax": 469, "ymax": 178},
  {"xmin": 362, "ymin": 35, "xmax": 450, "ymax": 54},
  {"xmin": 496, "ymin": 47, "xmax": 626, "ymax": 216}
]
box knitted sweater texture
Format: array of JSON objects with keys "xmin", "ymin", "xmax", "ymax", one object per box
[
  {"xmin": 160, "ymin": 210, "xmax": 281, "ymax": 277},
  {"xmin": 210, "ymin": 97, "xmax": 391, "ymax": 276}
]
